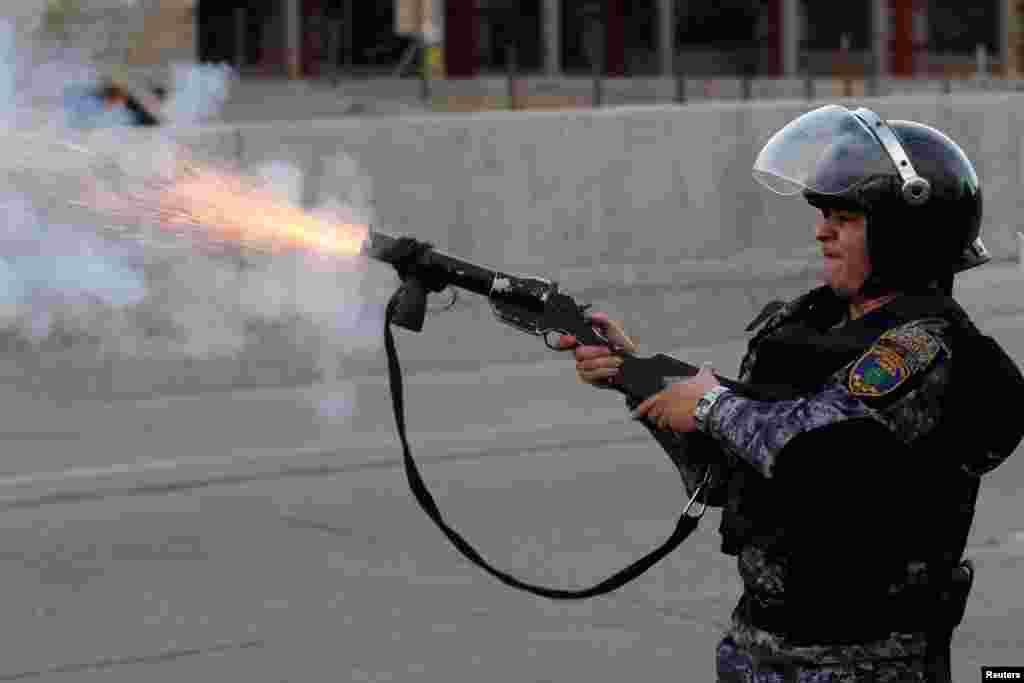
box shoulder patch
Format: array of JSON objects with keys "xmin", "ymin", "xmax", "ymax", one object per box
[{"xmin": 848, "ymin": 325, "xmax": 943, "ymax": 399}]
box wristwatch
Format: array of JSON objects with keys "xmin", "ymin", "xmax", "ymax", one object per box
[{"xmin": 694, "ymin": 386, "xmax": 731, "ymax": 433}]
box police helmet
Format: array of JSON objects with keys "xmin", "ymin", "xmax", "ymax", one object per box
[{"xmin": 752, "ymin": 104, "xmax": 988, "ymax": 295}]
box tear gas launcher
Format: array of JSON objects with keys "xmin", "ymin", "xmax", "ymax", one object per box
[
  {"xmin": 61, "ymin": 146, "xmax": 785, "ymax": 600},
  {"xmin": 363, "ymin": 231, "xmax": 793, "ymax": 600}
]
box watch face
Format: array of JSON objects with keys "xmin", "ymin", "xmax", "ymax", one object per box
[
  {"xmin": 695, "ymin": 396, "xmax": 713, "ymax": 424},
  {"xmin": 696, "ymin": 388, "xmax": 726, "ymax": 429}
]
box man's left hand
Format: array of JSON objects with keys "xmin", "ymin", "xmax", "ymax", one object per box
[{"xmin": 631, "ymin": 364, "xmax": 721, "ymax": 433}]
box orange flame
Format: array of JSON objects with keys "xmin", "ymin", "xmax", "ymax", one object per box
[{"xmin": 81, "ymin": 155, "xmax": 369, "ymax": 259}]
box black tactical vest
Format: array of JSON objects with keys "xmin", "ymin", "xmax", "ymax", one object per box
[
  {"xmin": 721, "ymin": 287, "xmax": 1021, "ymax": 575},
  {"xmin": 711, "ymin": 286, "xmax": 1024, "ymax": 644}
]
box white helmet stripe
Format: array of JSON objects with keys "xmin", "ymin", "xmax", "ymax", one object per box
[{"xmin": 852, "ymin": 107, "xmax": 932, "ymax": 206}]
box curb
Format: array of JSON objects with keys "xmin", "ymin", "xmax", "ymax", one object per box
[
  {"xmin": 0, "ymin": 338, "xmax": 750, "ymax": 508},
  {"xmin": 1, "ymin": 264, "xmax": 1020, "ymax": 508}
]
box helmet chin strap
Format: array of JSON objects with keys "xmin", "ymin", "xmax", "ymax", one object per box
[{"xmin": 855, "ymin": 209, "xmax": 896, "ymax": 300}]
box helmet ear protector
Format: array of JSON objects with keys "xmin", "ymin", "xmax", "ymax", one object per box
[{"xmin": 852, "ymin": 107, "xmax": 932, "ymax": 206}]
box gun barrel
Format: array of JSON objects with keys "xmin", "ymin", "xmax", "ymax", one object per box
[{"xmin": 362, "ymin": 230, "xmax": 499, "ymax": 297}]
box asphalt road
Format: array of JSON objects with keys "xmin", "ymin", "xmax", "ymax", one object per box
[
  {"xmin": 0, "ymin": 269, "xmax": 1021, "ymax": 682},
  {"xmin": 0, "ymin": 409, "xmax": 1021, "ymax": 683}
]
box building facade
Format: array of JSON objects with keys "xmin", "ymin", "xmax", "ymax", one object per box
[
  {"xmin": 26, "ymin": 1, "xmax": 1018, "ymax": 80},
  {"xmin": 195, "ymin": 0, "xmax": 1011, "ymax": 78}
]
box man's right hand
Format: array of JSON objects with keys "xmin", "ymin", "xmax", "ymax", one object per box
[{"xmin": 556, "ymin": 312, "xmax": 639, "ymax": 389}]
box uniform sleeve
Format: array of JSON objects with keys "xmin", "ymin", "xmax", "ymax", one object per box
[{"xmin": 704, "ymin": 320, "xmax": 952, "ymax": 479}]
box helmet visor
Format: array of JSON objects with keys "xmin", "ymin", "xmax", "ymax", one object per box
[{"xmin": 753, "ymin": 105, "xmax": 898, "ymax": 196}]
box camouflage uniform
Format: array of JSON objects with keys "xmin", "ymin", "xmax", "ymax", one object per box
[{"xmin": 676, "ymin": 285, "xmax": 1023, "ymax": 682}]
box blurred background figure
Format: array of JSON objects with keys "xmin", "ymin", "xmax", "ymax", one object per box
[{"xmin": 64, "ymin": 72, "xmax": 166, "ymax": 129}]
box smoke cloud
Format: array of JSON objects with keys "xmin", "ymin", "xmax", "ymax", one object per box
[{"xmin": 0, "ymin": 17, "xmax": 384, "ymax": 402}]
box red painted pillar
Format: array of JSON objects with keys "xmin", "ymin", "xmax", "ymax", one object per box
[
  {"xmin": 890, "ymin": 0, "xmax": 913, "ymax": 77},
  {"xmin": 302, "ymin": 0, "xmax": 325, "ymax": 78},
  {"xmin": 445, "ymin": 0, "xmax": 479, "ymax": 77},
  {"xmin": 604, "ymin": 0, "xmax": 625, "ymax": 76},
  {"xmin": 766, "ymin": 0, "xmax": 783, "ymax": 76}
]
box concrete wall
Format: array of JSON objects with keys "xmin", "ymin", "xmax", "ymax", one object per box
[
  {"xmin": 215, "ymin": 76, "xmax": 1024, "ymax": 123},
  {"xmin": 208, "ymin": 92, "xmax": 1023, "ymax": 276},
  {"xmin": 8, "ymin": 93, "xmax": 1024, "ymax": 400}
]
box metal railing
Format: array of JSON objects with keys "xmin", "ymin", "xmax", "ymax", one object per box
[{"xmin": 301, "ymin": 45, "xmax": 1022, "ymax": 116}]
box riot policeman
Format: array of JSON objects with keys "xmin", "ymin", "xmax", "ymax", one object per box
[{"xmin": 560, "ymin": 104, "xmax": 1024, "ymax": 682}]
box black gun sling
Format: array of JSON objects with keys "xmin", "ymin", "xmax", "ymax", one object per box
[{"xmin": 383, "ymin": 285, "xmax": 712, "ymax": 599}]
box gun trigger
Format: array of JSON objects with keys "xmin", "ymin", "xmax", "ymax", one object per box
[{"xmin": 544, "ymin": 330, "xmax": 566, "ymax": 350}]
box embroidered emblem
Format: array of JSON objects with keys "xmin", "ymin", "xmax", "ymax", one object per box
[
  {"xmin": 849, "ymin": 346, "xmax": 909, "ymax": 396},
  {"xmin": 848, "ymin": 324, "xmax": 943, "ymax": 398}
]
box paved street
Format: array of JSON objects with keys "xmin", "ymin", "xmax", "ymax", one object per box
[
  {"xmin": 0, "ymin": 439, "xmax": 738, "ymax": 682},
  {"xmin": 0, "ymin": 422, "xmax": 1022, "ymax": 682},
  {"xmin": 0, "ymin": 262, "xmax": 1021, "ymax": 681}
]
